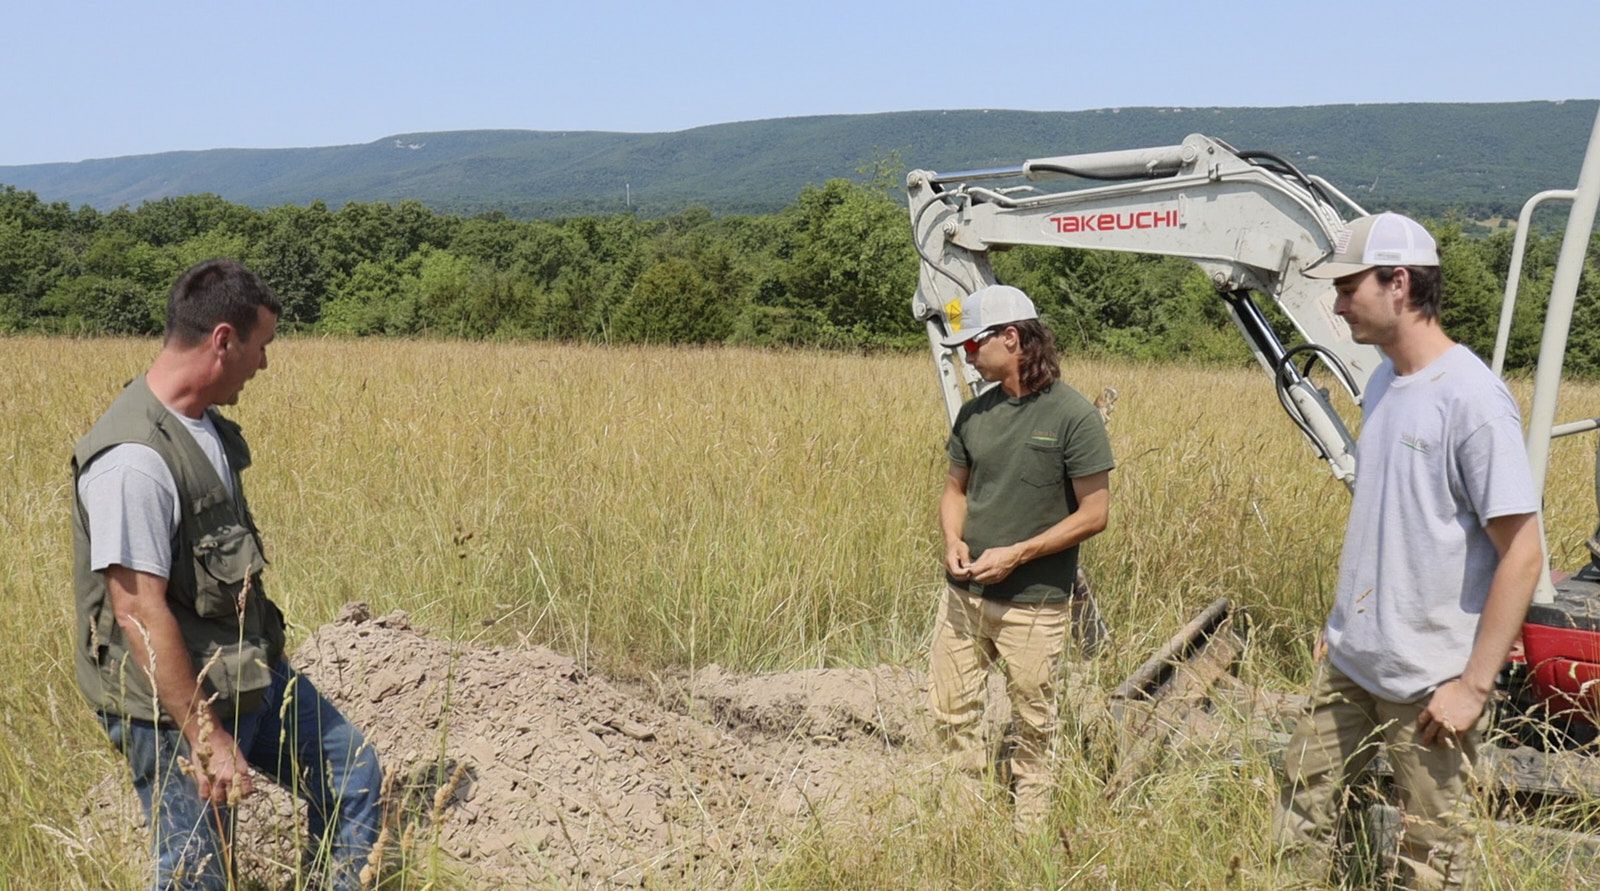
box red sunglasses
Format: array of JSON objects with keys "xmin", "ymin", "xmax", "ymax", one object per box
[{"xmin": 961, "ymin": 327, "xmax": 1001, "ymax": 355}]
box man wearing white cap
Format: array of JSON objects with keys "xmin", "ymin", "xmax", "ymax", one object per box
[
  {"xmin": 1274, "ymin": 213, "xmax": 1542, "ymax": 887},
  {"xmin": 928, "ymin": 284, "xmax": 1114, "ymax": 832}
]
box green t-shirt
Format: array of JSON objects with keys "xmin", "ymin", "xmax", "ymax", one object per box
[{"xmin": 947, "ymin": 381, "xmax": 1115, "ymax": 603}]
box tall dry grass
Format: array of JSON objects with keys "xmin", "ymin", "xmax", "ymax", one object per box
[{"xmin": 4, "ymin": 337, "xmax": 1599, "ymax": 888}]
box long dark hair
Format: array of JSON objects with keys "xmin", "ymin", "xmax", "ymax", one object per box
[{"xmin": 1012, "ymin": 319, "xmax": 1061, "ymax": 394}]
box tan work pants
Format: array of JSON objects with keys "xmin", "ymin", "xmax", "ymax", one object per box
[
  {"xmin": 1275, "ymin": 662, "xmax": 1485, "ymax": 889},
  {"xmin": 928, "ymin": 584, "xmax": 1069, "ymax": 830}
]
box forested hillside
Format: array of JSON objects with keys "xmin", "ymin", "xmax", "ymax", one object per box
[
  {"xmin": 1, "ymin": 102, "xmax": 1594, "ymax": 220},
  {"xmin": 4, "ymin": 179, "xmax": 1596, "ymax": 375}
]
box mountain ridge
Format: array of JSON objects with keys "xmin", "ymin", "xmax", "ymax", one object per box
[{"xmin": 4, "ymin": 102, "xmax": 1595, "ymax": 218}]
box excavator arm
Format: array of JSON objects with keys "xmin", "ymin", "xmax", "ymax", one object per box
[{"xmin": 907, "ymin": 132, "xmax": 1378, "ymax": 487}]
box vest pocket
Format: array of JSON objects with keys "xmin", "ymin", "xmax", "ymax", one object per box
[
  {"xmin": 1021, "ymin": 443, "xmax": 1065, "ymax": 487},
  {"xmin": 89, "ymin": 599, "xmax": 120, "ymax": 662},
  {"xmin": 192, "ymin": 524, "xmax": 266, "ymax": 618},
  {"xmin": 195, "ymin": 640, "xmax": 272, "ymax": 716}
]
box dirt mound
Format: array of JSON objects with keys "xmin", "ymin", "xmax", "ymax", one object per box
[
  {"xmin": 257, "ymin": 605, "xmax": 945, "ymax": 886},
  {"xmin": 79, "ymin": 605, "xmax": 1053, "ymax": 887}
]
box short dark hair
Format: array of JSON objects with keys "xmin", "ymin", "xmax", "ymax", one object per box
[
  {"xmin": 1011, "ymin": 319, "xmax": 1062, "ymax": 394},
  {"xmin": 164, "ymin": 259, "xmax": 282, "ymax": 346},
  {"xmin": 1375, "ymin": 265, "xmax": 1443, "ymax": 320}
]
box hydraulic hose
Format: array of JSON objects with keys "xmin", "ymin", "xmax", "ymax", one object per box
[
  {"xmin": 1272, "ymin": 343, "xmax": 1362, "ymax": 460},
  {"xmin": 1238, "ymin": 151, "xmax": 1335, "ymax": 209}
]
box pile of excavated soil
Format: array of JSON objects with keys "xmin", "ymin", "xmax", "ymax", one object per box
[
  {"xmin": 291, "ymin": 604, "xmax": 934, "ymax": 886},
  {"xmin": 87, "ymin": 604, "xmax": 1042, "ymax": 888}
]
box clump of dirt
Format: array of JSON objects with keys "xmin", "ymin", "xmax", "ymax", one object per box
[{"xmin": 244, "ymin": 605, "xmax": 957, "ymax": 887}]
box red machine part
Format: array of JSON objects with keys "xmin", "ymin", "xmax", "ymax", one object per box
[{"xmin": 1522, "ymin": 619, "xmax": 1600, "ymax": 721}]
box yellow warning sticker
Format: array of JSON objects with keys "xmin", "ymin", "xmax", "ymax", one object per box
[{"xmin": 944, "ymin": 297, "xmax": 963, "ymax": 331}]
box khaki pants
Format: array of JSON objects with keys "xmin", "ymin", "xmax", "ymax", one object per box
[
  {"xmin": 928, "ymin": 584, "xmax": 1069, "ymax": 830},
  {"xmin": 1275, "ymin": 662, "xmax": 1486, "ymax": 889}
]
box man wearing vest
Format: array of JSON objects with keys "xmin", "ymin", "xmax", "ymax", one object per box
[
  {"xmin": 1273, "ymin": 214, "xmax": 1542, "ymax": 888},
  {"xmin": 72, "ymin": 260, "xmax": 382, "ymax": 890},
  {"xmin": 929, "ymin": 284, "xmax": 1114, "ymax": 833}
]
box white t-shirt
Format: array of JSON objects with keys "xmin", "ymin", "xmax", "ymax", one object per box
[
  {"xmin": 77, "ymin": 409, "xmax": 233, "ymax": 579},
  {"xmin": 1324, "ymin": 344, "xmax": 1539, "ymax": 702}
]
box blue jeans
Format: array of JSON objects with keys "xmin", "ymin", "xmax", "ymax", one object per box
[{"xmin": 100, "ymin": 660, "xmax": 383, "ymax": 891}]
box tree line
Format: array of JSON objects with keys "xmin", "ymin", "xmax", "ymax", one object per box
[{"xmin": 1, "ymin": 181, "xmax": 1596, "ymax": 374}]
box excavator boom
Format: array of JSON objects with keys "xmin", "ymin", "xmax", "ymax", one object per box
[{"xmin": 908, "ymin": 132, "xmax": 1375, "ymax": 486}]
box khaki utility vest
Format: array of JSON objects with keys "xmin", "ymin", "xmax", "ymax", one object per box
[{"xmin": 71, "ymin": 376, "xmax": 285, "ymax": 724}]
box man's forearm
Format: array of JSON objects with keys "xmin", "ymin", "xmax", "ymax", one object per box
[
  {"xmin": 1013, "ymin": 499, "xmax": 1108, "ymax": 563},
  {"xmin": 109, "ymin": 568, "xmax": 220, "ymax": 746},
  {"xmin": 940, "ymin": 486, "xmax": 966, "ymax": 547},
  {"xmin": 1461, "ymin": 519, "xmax": 1543, "ymax": 694},
  {"xmin": 109, "ymin": 566, "xmax": 252, "ymax": 803},
  {"xmin": 118, "ymin": 607, "xmax": 218, "ymax": 743}
]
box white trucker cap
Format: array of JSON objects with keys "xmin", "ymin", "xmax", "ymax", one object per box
[
  {"xmin": 939, "ymin": 284, "xmax": 1039, "ymax": 347},
  {"xmin": 1305, "ymin": 212, "xmax": 1439, "ymax": 280}
]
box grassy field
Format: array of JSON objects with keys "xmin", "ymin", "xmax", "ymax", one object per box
[{"xmin": 4, "ymin": 337, "xmax": 1600, "ymax": 888}]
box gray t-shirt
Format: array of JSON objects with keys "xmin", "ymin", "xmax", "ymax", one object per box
[
  {"xmin": 77, "ymin": 409, "xmax": 233, "ymax": 579},
  {"xmin": 1324, "ymin": 344, "xmax": 1538, "ymax": 702}
]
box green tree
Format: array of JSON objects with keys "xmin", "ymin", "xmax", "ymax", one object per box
[
  {"xmin": 320, "ymin": 257, "xmax": 421, "ymax": 335},
  {"xmin": 0, "ymin": 218, "xmax": 68, "ymax": 331},
  {"xmin": 1436, "ymin": 223, "xmax": 1505, "ymax": 361},
  {"xmin": 169, "ymin": 231, "xmax": 252, "ymax": 271},
  {"xmin": 39, "ymin": 275, "xmax": 160, "ymax": 335},
  {"xmin": 781, "ymin": 180, "xmax": 918, "ymax": 346},
  {"xmin": 411, "ymin": 247, "xmax": 524, "ymax": 337},
  {"xmin": 130, "ymin": 194, "xmax": 256, "ymax": 247},
  {"xmin": 328, "ymin": 200, "xmax": 451, "ymax": 273},
  {"xmin": 612, "ymin": 258, "xmax": 733, "ymax": 344},
  {"xmin": 510, "ymin": 222, "xmax": 592, "ymax": 287},
  {"xmin": 250, "ymin": 205, "xmax": 334, "ymax": 327}
]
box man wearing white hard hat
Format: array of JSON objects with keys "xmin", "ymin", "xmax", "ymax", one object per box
[
  {"xmin": 1274, "ymin": 213, "xmax": 1541, "ymax": 887},
  {"xmin": 928, "ymin": 283, "xmax": 1114, "ymax": 833}
]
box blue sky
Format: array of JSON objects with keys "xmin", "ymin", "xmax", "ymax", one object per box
[{"xmin": 4, "ymin": 0, "xmax": 1596, "ymax": 166}]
